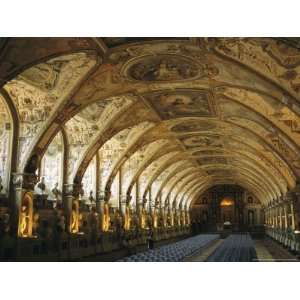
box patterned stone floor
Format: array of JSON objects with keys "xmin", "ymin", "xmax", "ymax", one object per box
[
  {"xmin": 253, "ymin": 240, "xmax": 274, "ymax": 261},
  {"xmin": 254, "ymin": 238, "xmax": 298, "ymax": 262},
  {"xmin": 185, "ymin": 236, "xmax": 299, "ymax": 262},
  {"xmin": 184, "ymin": 239, "xmax": 224, "ymax": 262}
]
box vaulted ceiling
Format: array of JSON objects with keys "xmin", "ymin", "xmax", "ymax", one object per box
[{"xmin": 1, "ymin": 37, "xmax": 300, "ymax": 208}]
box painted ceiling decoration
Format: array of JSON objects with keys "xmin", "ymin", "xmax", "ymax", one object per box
[{"xmin": 1, "ymin": 37, "xmax": 300, "ymax": 212}]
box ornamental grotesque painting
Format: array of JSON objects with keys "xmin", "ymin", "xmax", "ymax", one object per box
[
  {"xmin": 180, "ymin": 134, "xmax": 223, "ymax": 148},
  {"xmin": 171, "ymin": 120, "xmax": 217, "ymax": 133},
  {"xmin": 197, "ymin": 157, "xmax": 228, "ymax": 166},
  {"xmin": 123, "ymin": 54, "xmax": 201, "ymax": 81},
  {"xmin": 144, "ymin": 89, "xmax": 215, "ymax": 120}
]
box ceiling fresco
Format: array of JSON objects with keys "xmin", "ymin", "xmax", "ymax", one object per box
[
  {"xmin": 1, "ymin": 37, "xmax": 300, "ymax": 210},
  {"xmin": 143, "ymin": 89, "xmax": 216, "ymax": 119}
]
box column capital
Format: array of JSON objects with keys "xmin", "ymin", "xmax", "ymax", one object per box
[
  {"xmin": 96, "ymin": 190, "xmax": 105, "ymax": 201},
  {"xmin": 12, "ymin": 173, "xmax": 37, "ymax": 190},
  {"xmin": 63, "ymin": 182, "xmax": 84, "ymax": 198}
]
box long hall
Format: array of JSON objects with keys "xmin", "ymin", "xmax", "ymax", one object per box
[{"xmin": 1, "ymin": 37, "xmax": 300, "ymax": 262}]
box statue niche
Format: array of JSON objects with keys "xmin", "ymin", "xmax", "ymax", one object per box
[
  {"xmin": 181, "ymin": 210, "xmax": 186, "ymax": 226},
  {"xmin": 186, "ymin": 210, "xmax": 190, "ymax": 226},
  {"xmin": 102, "ymin": 201, "xmax": 111, "ymax": 232},
  {"xmin": 18, "ymin": 192, "xmax": 34, "ymax": 237},
  {"xmin": 168, "ymin": 209, "xmax": 174, "ymax": 227},
  {"xmin": 140, "ymin": 206, "xmax": 147, "ymax": 229},
  {"xmin": 124, "ymin": 204, "xmax": 132, "ymax": 231},
  {"xmin": 70, "ymin": 200, "xmax": 80, "ymax": 234},
  {"xmin": 152, "ymin": 207, "xmax": 158, "ymax": 229},
  {"xmin": 176, "ymin": 210, "xmax": 181, "ymax": 227},
  {"xmin": 162, "ymin": 209, "xmax": 167, "ymax": 228}
]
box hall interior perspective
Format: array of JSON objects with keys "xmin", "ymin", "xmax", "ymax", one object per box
[{"xmin": 1, "ymin": 37, "xmax": 300, "ymax": 261}]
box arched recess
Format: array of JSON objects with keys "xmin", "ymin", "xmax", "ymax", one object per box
[
  {"xmin": 193, "ymin": 178, "xmax": 267, "ymax": 207},
  {"xmin": 125, "ymin": 143, "xmax": 179, "ymax": 199},
  {"xmin": 158, "ymin": 168, "xmax": 204, "ymax": 205},
  {"xmin": 200, "ymin": 167, "xmax": 274, "ymax": 201},
  {"xmin": 3, "ymin": 51, "xmax": 99, "ymax": 174},
  {"xmin": 217, "ymin": 136, "xmax": 291, "ymax": 191},
  {"xmin": 121, "ymin": 139, "xmax": 173, "ymax": 200},
  {"xmin": 100, "ymin": 121, "xmax": 158, "ymax": 196},
  {"xmin": 191, "ymin": 147, "xmax": 286, "ymax": 195},
  {"xmin": 81, "ymin": 156, "xmax": 97, "ymax": 200},
  {"xmin": 0, "ymin": 91, "xmax": 17, "ymax": 196},
  {"xmin": 171, "ymin": 174, "xmax": 213, "ymax": 207},
  {"xmin": 199, "ymin": 160, "xmax": 280, "ymax": 199},
  {"xmin": 141, "ymin": 153, "xmax": 193, "ymax": 200},
  {"xmin": 224, "ymin": 115, "xmax": 300, "ymax": 178},
  {"xmin": 175, "ymin": 178, "xmax": 214, "ymax": 210},
  {"xmin": 215, "ymin": 86, "xmax": 300, "ymax": 150},
  {"xmin": 38, "ymin": 131, "xmax": 64, "ymax": 198},
  {"xmin": 188, "ymin": 177, "xmax": 268, "ymax": 210},
  {"xmin": 169, "ymin": 115, "xmax": 294, "ymax": 191},
  {"xmin": 226, "ymin": 158, "xmax": 281, "ymax": 196},
  {"xmin": 177, "ymin": 178, "xmax": 212, "ymax": 209},
  {"xmin": 21, "ymin": 38, "xmax": 300, "ymax": 189},
  {"xmin": 176, "ymin": 118, "xmax": 296, "ymax": 189},
  {"xmin": 0, "ymin": 38, "xmax": 101, "ymax": 87},
  {"xmin": 189, "ymin": 179, "xmax": 267, "ymax": 209},
  {"xmin": 212, "ymin": 38, "xmax": 300, "ymax": 105},
  {"xmin": 104, "ymin": 122, "xmax": 181, "ymax": 196},
  {"xmin": 66, "ymin": 96, "xmax": 156, "ymax": 184},
  {"xmin": 186, "ymin": 174, "xmax": 267, "ymax": 209},
  {"xmin": 153, "ymin": 165, "xmax": 199, "ymax": 204},
  {"xmin": 165, "ymin": 171, "xmax": 206, "ymax": 209}
]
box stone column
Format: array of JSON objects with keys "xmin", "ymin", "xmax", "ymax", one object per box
[
  {"xmin": 290, "ymin": 198, "xmax": 296, "ymax": 231},
  {"xmin": 96, "ymin": 190, "xmax": 105, "ymax": 231},
  {"xmin": 274, "ymin": 205, "xmax": 277, "ymax": 228},
  {"xmin": 256, "ymin": 208, "xmax": 260, "ymax": 224},
  {"xmin": 294, "ymin": 185, "xmax": 300, "ymax": 230},
  {"xmin": 279, "ymin": 203, "xmax": 283, "ymax": 230},
  {"xmin": 283, "ymin": 203, "xmax": 288, "ymax": 230},
  {"xmin": 149, "ymin": 186, "xmax": 153, "ymax": 215},
  {"xmin": 95, "ymin": 153, "xmax": 101, "ymax": 214},
  {"xmin": 63, "ymin": 183, "xmax": 73, "ymax": 233},
  {"xmin": 120, "ymin": 195, "xmax": 127, "ymax": 216}
]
